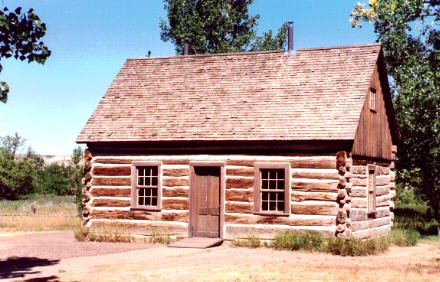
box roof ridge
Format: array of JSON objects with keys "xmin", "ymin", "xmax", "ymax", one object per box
[
  {"xmin": 297, "ymin": 43, "xmax": 381, "ymax": 52},
  {"xmin": 127, "ymin": 50, "xmax": 284, "ymax": 61}
]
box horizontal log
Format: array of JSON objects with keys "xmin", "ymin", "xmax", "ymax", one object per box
[
  {"xmin": 90, "ymin": 187, "xmax": 131, "ymax": 197},
  {"xmin": 351, "ymin": 187, "xmax": 366, "ymax": 197},
  {"xmin": 291, "ymin": 169, "xmax": 339, "ymax": 180},
  {"xmin": 92, "ymin": 177, "xmax": 130, "ymax": 186},
  {"xmin": 291, "ymin": 203, "xmax": 338, "ymax": 216},
  {"xmin": 225, "ymin": 224, "xmax": 335, "ymax": 239},
  {"xmin": 376, "ymin": 185, "xmax": 390, "ymax": 197},
  {"xmin": 226, "ymin": 189, "xmax": 253, "ymax": 202},
  {"xmin": 351, "ymin": 166, "xmax": 366, "ymax": 175},
  {"xmin": 94, "ymin": 158, "xmax": 132, "ymax": 164},
  {"xmin": 163, "ymin": 168, "xmax": 189, "ymax": 177},
  {"xmin": 89, "ymin": 220, "xmax": 188, "ymax": 236},
  {"xmin": 160, "ymin": 211, "xmax": 188, "ymax": 222},
  {"xmin": 350, "ymin": 209, "xmax": 367, "ymax": 222},
  {"xmin": 225, "ymin": 157, "xmax": 336, "ymax": 169},
  {"xmin": 163, "ymin": 198, "xmax": 189, "ymax": 210},
  {"xmin": 351, "ymin": 207, "xmax": 390, "ymax": 221},
  {"xmin": 92, "ymin": 166, "xmax": 131, "ymax": 176},
  {"xmin": 226, "ymin": 167, "xmax": 254, "ymax": 177},
  {"xmin": 352, "ymin": 224, "xmax": 391, "ymax": 239},
  {"xmin": 94, "ymin": 158, "xmax": 191, "ymax": 165},
  {"xmin": 351, "ymin": 178, "xmax": 366, "ymax": 186},
  {"xmin": 225, "ymin": 214, "xmax": 335, "ymax": 226},
  {"xmin": 291, "ymin": 192, "xmax": 337, "ymax": 202},
  {"xmin": 351, "ymin": 198, "xmax": 367, "ymax": 208},
  {"xmin": 226, "ymin": 202, "xmax": 252, "ymax": 214},
  {"xmin": 351, "ymin": 217, "xmax": 391, "ymax": 232},
  {"xmin": 90, "ymin": 209, "xmax": 159, "ymax": 220},
  {"xmin": 226, "ymin": 177, "xmax": 254, "ymax": 189},
  {"xmin": 163, "ymin": 178, "xmax": 188, "ymax": 187},
  {"xmin": 292, "ymin": 181, "xmax": 338, "ymax": 193},
  {"xmin": 163, "ymin": 187, "xmax": 189, "ymax": 198},
  {"xmin": 390, "ymin": 171, "xmax": 395, "ymax": 182},
  {"xmin": 91, "ymin": 198, "xmax": 130, "ymax": 207},
  {"xmin": 376, "ymin": 175, "xmax": 390, "ymax": 186}
]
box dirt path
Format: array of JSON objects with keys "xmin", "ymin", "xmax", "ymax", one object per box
[{"xmin": 1, "ymin": 231, "xmax": 439, "ymax": 281}]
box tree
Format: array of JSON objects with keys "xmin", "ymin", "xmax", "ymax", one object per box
[
  {"xmin": 160, "ymin": 0, "xmax": 288, "ymax": 54},
  {"xmin": 0, "ymin": 6, "xmax": 51, "ymax": 103},
  {"xmin": 351, "ymin": 0, "xmax": 440, "ymax": 219}
]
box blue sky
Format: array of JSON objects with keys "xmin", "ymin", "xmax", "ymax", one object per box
[{"xmin": 0, "ymin": 0, "xmax": 376, "ymax": 155}]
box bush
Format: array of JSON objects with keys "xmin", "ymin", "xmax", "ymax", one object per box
[
  {"xmin": 325, "ymin": 236, "xmax": 389, "ymax": 256},
  {"xmin": 394, "ymin": 204, "xmax": 439, "ymax": 235},
  {"xmin": 389, "ymin": 228, "xmax": 420, "ymax": 246},
  {"xmin": 150, "ymin": 230, "xmax": 173, "ymax": 244},
  {"xmin": 232, "ymin": 234, "xmax": 261, "ymax": 248},
  {"xmin": 273, "ymin": 231, "xmax": 323, "ymax": 251}
]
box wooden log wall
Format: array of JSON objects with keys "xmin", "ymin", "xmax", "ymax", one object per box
[
  {"xmin": 84, "ymin": 153, "xmax": 344, "ymax": 238},
  {"xmin": 350, "ymin": 154, "xmax": 394, "ymax": 239}
]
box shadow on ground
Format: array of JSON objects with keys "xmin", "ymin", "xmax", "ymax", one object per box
[{"xmin": 0, "ymin": 256, "xmax": 59, "ymax": 279}]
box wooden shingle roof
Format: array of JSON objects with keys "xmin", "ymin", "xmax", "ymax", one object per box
[{"xmin": 77, "ymin": 43, "xmax": 382, "ymax": 143}]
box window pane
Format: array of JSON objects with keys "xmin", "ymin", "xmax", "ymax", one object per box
[
  {"xmin": 262, "ymin": 191, "xmax": 269, "ymax": 201},
  {"xmin": 139, "ymin": 188, "xmax": 145, "ymax": 196},
  {"xmin": 145, "ymin": 177, "xmax": 151, "ymax": 186},
  {"xmin": 269, "ymin": 170, "xmax": 277, "ymax": 179},
  {"xmin": 138, "ymin": 197, "xmax": 144, "ymax": 206},
  {"xmin": 262, "ymin": 201, "xmax": 268, "ymax": 211},
  {"xmin": 152, "ymin": 197, "xmax": 157, "ymax": 206},
  {"xmin": 269, "ymin": 179, "xmax": 276, "ymax": 189},
  {"xmin": 152, "ymin": 188, "xmax": 157, "ymax": 197},
  {"xmin": 152, "ymin": 177, "xmax": 158, "ymax": 186},
  {"xmin": 278, "ymin": 201, "xmax": 284, "ymax": 211},
  {"xmin": 269, "ymin": 201, "xmax": 276, "ymax": 211},
  {"xmin": 262, "ymin": 180, "xmax": 269, "ymax": 189},
  {"xmin": 138, "ymin": 177, "xmax": 144, "ymax": 186},
  {"xmin": 278, "ymin": 170, "xmax": 285, "ymax": 179},
  {"xmin": 261, "ymin": 170, "xmax": 268, "ymax": 180}
]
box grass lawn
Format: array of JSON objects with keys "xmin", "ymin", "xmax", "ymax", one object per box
[{"xmin": 0, "ymin": 195, "xmax": 80, "ymax": 233}]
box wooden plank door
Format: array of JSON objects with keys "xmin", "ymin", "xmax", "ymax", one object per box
[{"xmin": 193, "ymin": 166, "xmax": 220, "ymax": 238}]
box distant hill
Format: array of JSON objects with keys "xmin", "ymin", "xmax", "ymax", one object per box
[{"xmin": 15, "ymin": 154, "xmax": 84, "ymax": 166}]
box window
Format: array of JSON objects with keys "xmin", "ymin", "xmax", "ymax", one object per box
[
  {"xmin": 367, "ymin": 164, "xmax": 376, "ymax": 214},
  {"xmin": 370, "ymin": 88, "xmax": 376, "ymax": 111},
  {"xmin": 131, "ymin": 161, "xmax": 162, "ymax": 210},
  {"xmin": 253, "ymin": 163, "xmax": 290, "ymax": 215}
]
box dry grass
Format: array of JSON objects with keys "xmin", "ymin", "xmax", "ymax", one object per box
[{"xmin": 0, "ymin": 195, "xmax": 80, "ymax": 232}]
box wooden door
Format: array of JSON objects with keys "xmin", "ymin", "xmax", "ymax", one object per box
[{"xmin": 192, "ymin": 166, "xmax": 220, "ymax": 238}]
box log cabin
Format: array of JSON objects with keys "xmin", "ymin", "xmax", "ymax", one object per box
[{"xmin": 77, "ymin": 39, "xmax": 398, "ymax": 240}]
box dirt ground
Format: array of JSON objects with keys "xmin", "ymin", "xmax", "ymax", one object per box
[{"xmin": 1, "ymin": 231, "xmax": 439, "ymax": 281}]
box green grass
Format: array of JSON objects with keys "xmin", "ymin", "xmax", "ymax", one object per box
[
  {"xmin": 393, "ymin": 204, "xmax": 439, "ymax": 235},
  {"xmin": 74, "ymin": 223, "xmax": 134, "ymax": 243},
  {"xmin": 232, "ymin": 234, "xmax": 261, "ymax": 248},
  {"xmin": 0, "ymin": 195, "xmax": 79, "ymax": 231},
  {"xmin": 232, "ymin": 228, "xmax": 423, "ymax": 256},
  {"xmin": 273, "ymin": 230, "xmax": 323, "ymax": 251}
]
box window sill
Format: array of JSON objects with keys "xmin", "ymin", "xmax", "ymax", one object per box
[
  {"xmin": 253, "ymin": 212, "xmax": 290, "ymax": 217},
  {"xmin": 130, "ymin": 207, "xmax": 161, "ymax": 212}
]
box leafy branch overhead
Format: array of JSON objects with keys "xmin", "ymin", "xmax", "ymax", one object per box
[
  {"xmin": 160, "ymin": 0, "xmax": 288, "ymax": 55},
  {"xmin": 0, "ymin": 6, "xmax": 51, "ymax": 103},
  {"xmin": 351, "ymin": 0, "xmax": 440, "ymax": 219}
]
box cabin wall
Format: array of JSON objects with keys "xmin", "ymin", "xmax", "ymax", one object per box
[
  {"xmin": 82, "ymin": 152, "xmax": 350, "ymax": 239},
  {"xmin": 349, "ymin": 149, "xmax": 396, "ymax": 239},
  {"xmin": 352, "ymin": 63, "xmax": 393, "ymax": 160}
]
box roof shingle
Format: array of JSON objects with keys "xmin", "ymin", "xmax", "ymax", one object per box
[{"xmin": 77, "ymin": 44, "xmax": 381, "ymax": 143}]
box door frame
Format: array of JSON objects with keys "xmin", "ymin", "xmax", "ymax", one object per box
[{"xmin": 188, "ymin": 161, "xmax": 225, "ymax": 239}]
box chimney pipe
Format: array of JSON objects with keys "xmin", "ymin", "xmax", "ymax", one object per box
[
  {"xmin": 287, "ymin": 21, "xmax": 294, "ymax": 53},
  {"xmin": 184, "ymin": 38, "xmax": 189, "ymax": 55}
]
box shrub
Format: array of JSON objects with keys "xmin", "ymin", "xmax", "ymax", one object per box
[
  {"xmin": 394, "ymin": 204, "xmax": 439, "ymax": 235},
  {"xmin": 389, "ymin": 228, "xmax": 420, "ymax": 246},
  {"xmin": 74, "ymin": 224, "xmax": 134, "ymax": 243},
  {"xmin": 232, "ymin": 234, "xmax": 261, "ymax": 248},
  {"xmin": 325, "ymin": 236, "xmax": 390, "ymax": 256},
  {"xmin": 273, "ymin": 231, "xmax": 323, "ymax": 251},
  {"xmin": 150, "ymin": 230, "xmax": 173, "ymax": 244}
]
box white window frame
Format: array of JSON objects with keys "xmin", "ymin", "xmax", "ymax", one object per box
[{"xmin": 131, "ymin": 161, "xmax": 162, "ymax": 211}]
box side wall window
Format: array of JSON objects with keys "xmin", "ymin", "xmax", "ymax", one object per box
[
  {"xmin": 131, "ymin": 161, "xmax": 162, "ymax": 210},
  {"xmin": 253, "ymin": 162, "xmax": 291, "ymax": 215},
  {"xmin": 370, "ymin": 88, "xmax": 376, "ymax": 112},
  {"xmin": 367, "ymin": 164, "xmax": 376, "ymax": 213}
]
